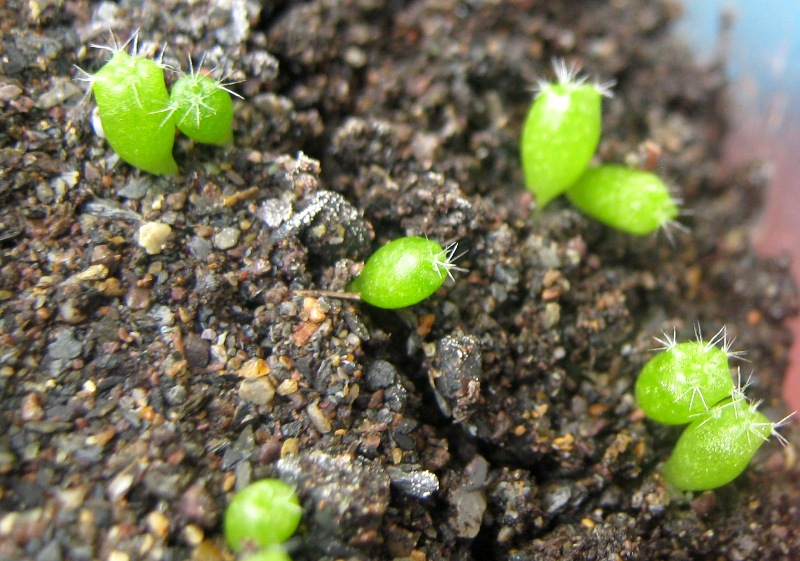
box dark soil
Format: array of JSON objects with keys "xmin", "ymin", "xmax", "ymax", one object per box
[{"xmin": 2, "ymin": 0, "xmax": 800, "ymax": 560}]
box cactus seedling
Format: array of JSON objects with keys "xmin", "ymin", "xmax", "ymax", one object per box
[
  {"xmin": 349, "ymin": 237, "xmax": 465, "ymax": 309},
  {"xmin": 78, "ymin": 34, "xmax": 243, "ymax": 174},
  {"xmin": 164, "ymin": 57, "xmax": 241, "ymax": 145},
  {"xmin": 520, "ymin": 59, "xmax": 612, "ymax": 208},
  {"xmin": 565, "ymin": 164, "xmax": 681, "ymax": 236},
  {"xmin": 636, "ymin": 328, "xmax": 793, "ymax": 491},
  {"xmin": 635, "ymin": 327, "xmax": 737, "ymax": 425},
  {"xmin": 81, "ymin": 33, "xmax": 178, "ymax": 175},
  {"xmin": 224, "ymin": 478, "xmax": 302, "ymax": 552},
  {"xmin": 663, "ymin": 396, "xmax": 791, "ymax": 490}
]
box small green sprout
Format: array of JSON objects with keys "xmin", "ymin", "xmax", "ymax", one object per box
[
  {"xmin": 81, "ymin": 33, "xmax": 178, "ymax": 175},
  {"xmin": 164, "ymin": 57, "xmax": 241, "ymax": 145},
  {"xmin": 565, "ymin": 164, "xmax": 681, "ymax": 236},
  {"xmin": 224, "ymin": 478, "xmax": 302, "ymax": 552},
  {"xmin": 349, "ymin": 237, "xmax": 465, "ymax": 309},
  {"xmin": 662, "ymin": 396, "xmax": 792, "ymax": 491},
  {"xmin": 635, "ymin": 327, "xmax": 737, "ymax": 425},
  {"xmin": 520, "ymin": 59, "xmax": 612, "ymax": 208}
]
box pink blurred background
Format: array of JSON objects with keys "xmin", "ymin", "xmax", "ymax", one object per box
[
  {"xmin": 726, "ymin": 100, "xmax": 800, "ymax": 413},
  {"xmin": 679, "ymin": 2, "xmax": 800, "ymax": 413}
]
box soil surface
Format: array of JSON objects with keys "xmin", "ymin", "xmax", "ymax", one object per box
[{"xmin": 2, "ymin": 1, "xmax": 800, "ymax": 560}]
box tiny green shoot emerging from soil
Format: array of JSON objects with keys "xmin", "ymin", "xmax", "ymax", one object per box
[
  {"xmin": 566, "ymin": 164, "xmax": 681, "ymax": 236},
  {"xmin": 162, "ymin": 56, "xmax": 242, "ymax": 145},
  {"xmin": 349, "ymin": 237, "xmax": 466, "ymax": 309},
  {"xmin": 78, "ymin": 32, "xmax": 178, "ymax": 175},
  {"xmin": 224, "ymin": 478, "xmax": 302, "ymax": 552},
  {"xmin": 520, "ymin": 59, "xmax": 612, "ymax": 208}
]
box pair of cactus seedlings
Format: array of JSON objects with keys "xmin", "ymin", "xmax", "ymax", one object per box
[
  {"xmin": 78, "ymin": 32, "xmax": 239, "ymax": 175},
  {"xmin": 635, "ymin": 327, "xmax": 793, "ymax": 490},
  {"xmin": 520, "ymin": 60, "xmax": 681, "ymax": 237}
]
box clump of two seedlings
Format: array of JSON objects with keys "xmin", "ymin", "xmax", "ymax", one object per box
[
  {"xmin": 635, "ymin": 327, "xmax": 793, "ymax": 490},
  {"xmin": 78, "ymin": 33, "xmax": 239, "ymax": 175},
  {"xmin": 520, "ymin": 60, "xmax": 681, "ymax": 237}
]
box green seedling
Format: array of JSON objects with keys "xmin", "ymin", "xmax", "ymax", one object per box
[
  {"xmin": 224, "ymin": 478, "xmax": 302, "ymax": 552},
  {"xmin": 635, "ymin": 327, "xmax": 738, "ymax": 424},
  {"xmin": 164, "ymin": 57, "xmax": 241, "ymax": 145},
  {"xmin": 349, "ymin": 237, "xmax": 465, "ymax": 309},
  {"xmin": 663, "ymin": 396, "xmax": 791, "ymax": 491},
  {"xmin": 566, "ymin": 164, "xmax": 681, "ymax": 236},
  {"xmin": 520, "ymin": 59, "xmax": 612, "ymax": 208},
  {"xmin": 80, "ymin": 33, "xmax": 178, "ymax": 175}
]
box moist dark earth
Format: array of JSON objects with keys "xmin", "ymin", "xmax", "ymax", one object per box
[{"xmin": 2, "ymin": 0, "xmax": 800, "ymax": 560}]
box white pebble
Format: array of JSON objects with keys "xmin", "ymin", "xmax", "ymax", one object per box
[{"xmin": 137, "ymin": 222, "xmax": 172, "ymax": 255}]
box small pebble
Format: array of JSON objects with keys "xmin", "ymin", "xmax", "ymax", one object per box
[
  {"xmin": 187, "ymin": 236, "xmax": 213, "ymax": 260},
  {"xmin": 386, "ymin": 466, "xmax": 439, "ymax": 499},
  {"xmin": 146, "ymin": 511, "xmax": 170, "ymax": 538},
  {"xmin": 20, "ymin": 393, "xmax": 45, "ymax": 422},
  {"xmin": 107, "ymin": 472, "xmax": 135, "ymax": 502},
  {"xmin": 276, "ymin": 379, "xmax": 298, "ymax": 396},
  {"xmin": 212, "ymin": 227, "xmax": 240, "ymax": 250},
  {"xmin": 35, "ymin": 77, "xmax": 82, "ymax": 109},
  {"xmin": 183, "ymin": 333, "xmax": 210, "ymax": 368},
  {"xmin": 182, "ymin": 524, "xmax": 204, "ymax": 546},
  {"xmin": 47, "ymin": 328, "xmax": 82, "ymax": 360},
  {"xmin": 0, "ymin": 83, "xmax": 22, "ymax": 102},
  {"xmin": 280, "ymin": 438, "xmax": 299, "ymax": 458},
  {"xmin": 137, "ymin": 222, "xmax": 172, "ymax": 255},
  {"xmin": 117, "ymin": 179, "xmax": 151, "ymax": 200},
  {"xmin": 306, "ymin": 400, "xmax": 332, "ymax": 433},
  {"xmin": 237, "ymin": 358, "xmax": 270, "ymax": 378},
  {"xmin": 238, "ymin": 378, "xmax": 276, "ymax": 406},
  {"xmin": 258, "ymin": 198, "xmax": 292, "ymax": 228},
  {"xmin": 449, "ymin": 487, "xmax": 487, "ymax": 538}
]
